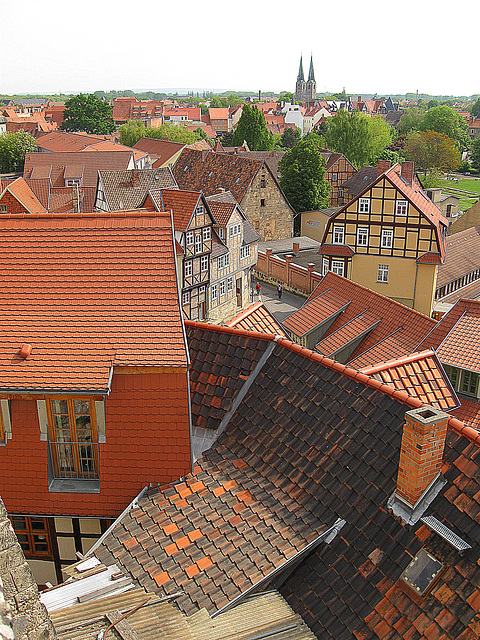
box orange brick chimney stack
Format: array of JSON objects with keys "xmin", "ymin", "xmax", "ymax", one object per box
[
  {"xmin": 401, "ymin": 161, "xmax": 415, "ymax": 185},
  {"xmin": 396, "ymin": 407, "xmax": 449, "ymax": 507},
  {"xmin": 376, "ymin": 160, "xmax": 391, "ymax": 177}
]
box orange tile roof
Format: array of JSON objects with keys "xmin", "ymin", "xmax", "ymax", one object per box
[
  {"xmin": 0, "ymin": 211, "xmax": 186, "ymax": 392},
  {"xmin": 208, "ymin": 108, "xmax": 229, "ymax": 119},
  {"xmin": 0, "ymin": 177, "xmax": 47, "ymax": 214},
  {"xmin": 35, "ymin": 131, "xmax": 107, "ymax": 152},
  {"xmin": 206, "ymin": 200, "xmax": 236, "ymax": 226},
  {"xmin": 226, "ymin": 302, "xmax": 287, "ymax": 336},
  {"xmin": 283, "ymin": 287, "xmax": 349, "ymax": 337},
  {"xmin": 361, "ymin": 350, "xmax": 459, "ymax": 411},
  {"xmin": 436, "ymin": 303, "xmax": 480, "ymax": 373},
  {"xmin": 133, "ymin": 138, "xmax": 185, "ymax": 162},
  {"xmin": 437, "ymin": 226, "xmax": 480, "ymax": 288},
  {"xmin": 315, "ymin": 311, "xmax": 379, "ymax": 356},
  {"xmin": 147, "ymin": 188, "xmax": 203, "ymax": 230}
]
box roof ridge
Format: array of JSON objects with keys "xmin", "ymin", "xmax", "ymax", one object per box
[
  {"xmin": 361, "ymin": 350, "xmax": 436, "ymax": 374},
  {"xmin": 0, "ymin": 209, "xmax": 169, "ymax": 220}
]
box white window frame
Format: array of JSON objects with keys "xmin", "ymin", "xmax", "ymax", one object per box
[
  {"xmin": 396, "ymin": 200, "xmax": 408, "ymax": 216},
  {"xmin": 227, "ymin": 276, "xmax": 233, "ymax": 292},
  {"xmin": 358, "ymin": 198, "xmax": 370, "ymax": 213},
  {"xmin": 196, "ymin": 204, "xmax": 204, "ymax": 215},
  {"xmin": 211, "ymin": 284, "xmax": 218, "ymax": 301},
  {"xmin": 185, "ymin": 260, "xmax": 193, "ymax": 277},
  {"xmin": 201, "ymin": 255, "xmax": 209, "ymax": 272},
  {"xmin": 378, "ymin": 264, "xmax": 389, "ymax": 282},
  {"xmin": 357, "ymin": 227, "xmax": 368, "ymax": 246},
  {"xmin": 219, "ymin": 280, "xmax": 226, "ymax": 296},
  {"xmin": 381, "ymin": 229, "xmax": 393, "ymax": 248},
  {"xmin": 219, "ymin": 228, "xmax": 225, "ymax": 240},
  {"xmin": 194, "ymin": 234, "xmax": 202, "ymax": 253},
  {"xmin": 186, "ymin": 231, "xmax": 194, "ymax": 245},
  {"xmin": 331, "ymin": 260, "xmax": 344, "ymax": 276},
  {"xmin": 182, "ymin": 291, "xmax": 190, "ymax": 305},
  {"xmin": 332, "ymin": 225, "xmax": 344, "ymax": 245},
  {"xmin": 322, "ymin": 258, "xmax": 329, "ymax": 276},
  {"xmin": 240, "ymin": 245, "xmax": 251, "ymax": 259},
  {"xmin": 203, "ymin": 227, "xmax": 211, "ymax": 241}
]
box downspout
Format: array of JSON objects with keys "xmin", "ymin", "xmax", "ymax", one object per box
[{"xmin": 413, "ymin": 263, "xmax": 419, "ymax": 311}]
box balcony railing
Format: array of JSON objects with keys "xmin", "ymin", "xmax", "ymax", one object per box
[{"xmin": 48, "ymin": 441, "xmax": 99, "ymax": 480}]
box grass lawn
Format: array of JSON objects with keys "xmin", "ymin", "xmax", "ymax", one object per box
[
  {"xmin": 459, "ymin": 197, "xmax": 477, "ymax": 210},
  {"xmin": 439, "ymin": 177, "xmax": 480, "ymax": 195}
]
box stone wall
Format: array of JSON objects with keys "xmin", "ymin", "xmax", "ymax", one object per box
[{"xmin": 254, "ymin": 250, "xmax": 322, "ymax": 296}]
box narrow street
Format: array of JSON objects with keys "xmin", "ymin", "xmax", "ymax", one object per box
[{"xmin": 250, "ymin": 280, "xmax": 306, "ymax": 323}]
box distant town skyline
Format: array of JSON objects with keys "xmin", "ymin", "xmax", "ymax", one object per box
[{"xmin": 1, "ymin": 0, "xmax": 478, "ymax": 97}]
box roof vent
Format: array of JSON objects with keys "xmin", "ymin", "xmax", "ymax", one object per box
[{"xmin": 19, "ymin": 343, "xmax": 32, "ymax": 359}]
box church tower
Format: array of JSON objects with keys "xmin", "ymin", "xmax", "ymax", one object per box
[
  {"xmin": 295, "ymin": 56, "xmax": 306, "ymax": 103},
  {"xmin": 306, "ymin": 55, "xmax": 316, "ymax": 102}
]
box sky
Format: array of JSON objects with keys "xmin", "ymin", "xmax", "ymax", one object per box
[{"xmin": 1, "ymin": 0, "xmax": 478, "ymax": 98}]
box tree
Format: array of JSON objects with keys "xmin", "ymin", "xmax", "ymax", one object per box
[
  {"xmin": 470, "ymin": 98, "xmax": 480, "ymax": 118},
  {"xmin": 471, "ymin": 138, "xmax": 480, "ymax": 172},
  {"xmin": 232, "ymin": 104, "xmax": 273, "ymax": 150},
  {"xmin": 119, "ymin": 120, "xmax": 146, "ymax": 147},
  {"xmin": 280, "ymin": 127, "xmax": 301, "ymax": 149},
  {"xmin": 61, "ymin": 94, "xmax": 115, "ymax": 134},
  {"xmin": 324, "ymin": 110, "xmax": 393, "ymax": 168},
  {"xmin": 279, "ymin": 137, "xmax": 330, "ymax": 213},
  {"xmin": 193, "ymin": 127, "xmax": 208, "ymax": 140},
  {"xmin": 279, "ymin": 91, "xmax": 293, "ymax": 103},
  {"xmin": 398, "ymin": 107, "xmax": 424, "ymax": 136},
  {"xmin": 0, "ymin": 130, "xmax": 37, "ymax": 172},
  {"xmin": 404, "ymin": 130, "xmax": 461, "ymax": 173},
  {"xmin": 419, "ymin": 105, "xmax": 469, "ymax": 150},
  {"xmin": 119, "ymin": 121, "xmax": 202, "ymax": 147}
]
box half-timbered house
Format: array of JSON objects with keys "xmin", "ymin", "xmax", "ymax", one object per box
[
  {"xmin": 319, "ymin": 149, "xmax": 356, "ymax": 206},
  {"xmin": 319, "ymin": 161, "xmax": 448, "ymax": 316}
]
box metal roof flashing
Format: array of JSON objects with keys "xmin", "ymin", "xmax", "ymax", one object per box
[{"xmin": 387, "ymin": 473, "xmax": 447, "ymax": 525}]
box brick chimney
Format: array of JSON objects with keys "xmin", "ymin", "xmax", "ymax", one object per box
[
  {"xmin": 376, "ymin": 160, "xmax": 391, "ymax": 177},
  {"xmin": 293, "ymin": 242, "xmax": 300, "ymax": 255},
  {"xmin": 401, "ymin": 161, "xmax": 415, "ymax": 185},
  {"xmin": 396, "ymin": 407, "xmax": 449, "ymax": 508}
]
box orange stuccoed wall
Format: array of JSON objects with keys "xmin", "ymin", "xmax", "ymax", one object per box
[{"xmin": 0, "ymin": 370, "xmax": 191, "ymax": 518}]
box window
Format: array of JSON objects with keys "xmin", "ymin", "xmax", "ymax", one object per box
[
  {"xmin": 260, "ymin": 199, "xmax": 265, "ymax": 207},
  {"xmin": 396, "ymin": 200, "xmax": 408, "ymax": 216},
  {"xmin": 378, "ymin": 264, "xmax": 389, "ymax": 282},
  {"xmin": 461, "ymin": 370, "xmax": 479, "ymax": 396},
  {"xmin": 322, "ymin": 258, "xmax": 329, "ymax": 276},
  {"xmin": 333, "ymin": 226, "xmax": 344, "ymax": 244},
  {"xmin": 0, "ymin": 204, "xmax": 7, "ymax": 213},
  {"xmin": 359, "ymin": 198, "xmax": 370, "ymax": 213},
  {"xmin": 227, "ymin": 276, "xmax": 233, "ymax": 292},
  {"xmin": 331, "ymin": 260, "xmax": 344, "ymax": 276},
  {"xmin": 203, "ymin": 227, "xmax": 211, "ymax": 241},
  {"xmin": 260, "ymin": 176, "xmax": 266, "ymax": 188},
  {"xmin": 201, "ymin": 255, "xmax": 209, "ymax": 272},
  {"xmin": 182, "ymin": 291, "xmax": 190, "ymax": 305},
  {"xmin": 240, "ymin": 245, "xmax": 251, "ymax": 259},
  {"xmin": 10, "ymin": 516, "xmax": 51, "ymax": 558},
  {"xmin": 229, "ymin": 223, "xmax": 241, "ymax": 238},
  {"xmin": 331, "ymin": 173, "xmax": 338, "ymax": 182},
  {"xmin": 357, "ymin": 227, "xmax": 368, "ymax": 246},
  {"xmin": 218, "ymin": 254, "xmax": 230, "ymax": 269},
  {"xmin": 211, "ymin": 284, "xmax": 218, "ymax": 301},
  {"xmin": 381, "ymin": 229, "xmax": 393, "ymax": 248},
  {"xmin": 443, "ymin": 364, "xmax": 459, "ymax": 389},
  {"xmin": 186, "ymin": 231, "xmax": 194, "ymax": 245},
  {"xmin": 185, "ymin": 260, "xmax": 193, "ymax": 277},
  {"xmin": 401, "ymin": 548, "xmax": 444, "ymax": 596},
  {"xmin": 47, "ymin": 399, "xmax": 98, "ymax": 480},
  {"xmin": 219, "ymin": 280, "xmax": 226, "ymax": 296},
  {"xmin": 195, "ymin": 234, "xmax": 202, "ymax": 253},
  {"xmin": 219, "ymin": 228, "xmax": 225, "ymax": 240},
  {"xmin": 199, "ymin": 285, "xmax": 206, "ymax": 294},
  {"xmin": 195, "ymin": 204, "xmax": 204, "ymax": 215}
]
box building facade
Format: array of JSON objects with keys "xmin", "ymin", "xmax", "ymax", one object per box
[{"xmin": 295, "ymin": 55, "xmax": 316, "ymax": 104}]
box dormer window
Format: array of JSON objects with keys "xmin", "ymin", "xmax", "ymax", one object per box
[{"xmin": 443, "ymin": 364, "xmax": 479, "ymax": 398}]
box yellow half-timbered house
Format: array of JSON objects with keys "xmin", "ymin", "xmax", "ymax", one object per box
[{"xmin": 319, "ymin": 161, "xmax": 448, "ymax": 316}]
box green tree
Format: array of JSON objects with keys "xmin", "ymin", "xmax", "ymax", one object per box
[
  {"xmin": 427, "ymin": 100, "xmax": 439, "ymax": 110},
  {"xmin": 405, "ymin": 130, "xmax": 461, "ymax": 173},
  {"xmin": 119, "ymin": 120, "xmax": 146, "ymax": 147},
  {"xmin": 420, "ymin": 105, "xmax": 469, "ymax": 150},
  {"xmin": 471, "ymin": 138, "xmax": 480, "ymax": 172},
  {"xmin": 398, "ymin": 107, "xmax": 424, "ymax": 135},
  {"xmin": 280, "ymin": 127, "xmax": 301, "ymax": 149},
  {"xmin": 232, "ymin": 104, "xmax": 273, "ymax": 150},
  {"xmin": 0, "ymin": 130, "xmax": 37, "ymax": 172},
  {"xmin": 324, "ymin": 111, "xmax": 393, "ymax": 168},
  {"xmin": 61, "ymin": 93, "xmax": 115, "ymax": 134},
  {"xmin": 193, "ymin": 127, "xmax": 208, "ymax": 140},
  {"xmin": 279, "ymin": 137, "xmax": 330, "ymax": 213},
  {"xmin": 119, "ymin": 121, "xmax": 201, "ymax": 147},
  {"xmin": 470, "ymin": 98, "xmax": 480, "ymax": 118},
  {"xmin": 279, "ymin": 91, "xmax": 293, "ymax": 103}
]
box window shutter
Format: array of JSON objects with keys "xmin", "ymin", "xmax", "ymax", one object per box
[
  {"xmin": 95, "ymin": 400, "xmax": 106, "ymax": 443},
  {"xmin": 1, "ymin": 400, "xmax": 12, "ymax": 440},
  {"xmin": 36, "ymin": 400, "xmax": 48, "ymax": 441}
]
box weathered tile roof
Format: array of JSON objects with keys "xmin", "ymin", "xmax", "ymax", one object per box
[
  {"xmin": 437, "ymin": 226, "xmax": 480, "ymax": 288},
  {"xmin": 230, "ymin": 150, "xmax": 286, "ymax": 178},
  {"xmin": 97, "ymin": 167, "xmax": 177, "ymax": 211},
  {"xmin": 172, "ymin": 149, "xmax": 262, "ymax": 203},
  {"xmin": 226, "ymin": 301, "xmax": 287, "ymax": 337},
  {"xmin": 340, "ymin": 166, "xmax": 377, "ymax": 196},
  {"xmin": 0, "ymin": 210, "xmax": 186, "ymax": 392},
  {"xmin": 92, "ymin": 324, "xmax": 480, "ymax": 640},
  {"xmin": 133, "ymin": 138, "xmax": 185, "ymax": 163},
  {"xmin": 147, "ymin": 188, "xmax": 204, "ymax": 230},
  {"xmin": 35, "ymin": 131, "xmax": 111, "ymax": 153},
  {"xmin": 361, "ymin": 351, "xmax": 459, "ymax": 411},
  {"xmin": 206, "ymin": 200, "xmax": 236, "ymax": 226},
  {"xmin": 319, "ymin": 150, "xmax": 343, "ymax": 171},
  {"xmin": 0, "ymin": 177, "xmax": 47, "ymax": 214}
]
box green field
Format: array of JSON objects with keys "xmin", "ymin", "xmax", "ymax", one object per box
[{"xmin": 440, "ymin": 177, "xmax": 480, "ymax": 195}]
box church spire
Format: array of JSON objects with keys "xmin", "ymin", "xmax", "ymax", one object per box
[
  {"xmin": 297, "ymin": 56, "xmax": 305, "ymax": 82},
  {"xmin": 308, "ymin": 55, "xmax": 315, "ymax": 82}
]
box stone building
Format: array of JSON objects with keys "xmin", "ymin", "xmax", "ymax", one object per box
[{"xmin": 295, "ymin": 55, "xmax": 316, "ymax": 104}]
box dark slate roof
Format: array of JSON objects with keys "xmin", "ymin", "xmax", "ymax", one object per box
[
  {"xmin": 228, "ymin": 150, "xmax": 286, "ymax": 179},
  {"xmin": 98, "ymin": 167, "xmax": 178, "ymax": 211},
  {"xmin": 92, "ymin": 325, "xmax": 480, "ymax": 640},
  {"xmin": 340, "ymin": 166, "xmax": 378, "ymax": 196}
]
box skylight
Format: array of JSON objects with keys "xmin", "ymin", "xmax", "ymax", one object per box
[{"xmin": 401, "ymin": 548, "xmax": 444, "ymax": 596}]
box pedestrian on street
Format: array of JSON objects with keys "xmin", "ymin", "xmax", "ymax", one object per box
[
  {"xmin": 255, "ymin": 282, "xmax": 261, "ymax": 296},
  {"xmin": 277, "ymin": 283, "xmax": 283, "ymax": 299}
]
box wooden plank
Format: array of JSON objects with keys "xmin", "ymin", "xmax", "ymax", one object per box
[
  {"xmin": 105, "ymin": 610, "xmax": 140, "ymax": 640},
  {"xmin": 77, "ymin": 578, "xmax": 133, "ymax": 603}
]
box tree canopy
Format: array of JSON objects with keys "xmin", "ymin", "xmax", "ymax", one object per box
[
  {"xmin": 470, "ymin": 98, "xmax": 480, "ymax": 118},
  {"xmin": 398, "ymin": 107, "xmax": 424, "ymax": 136},
  {"xmin": 280, "ymin": 127, "xmax": 301, "ymax": 149},
  {"xmin": 279, "ymin": 137, "xmax": 330, "ymax": 213},
  {"xmin": 324, "ymin": 111, "xmax": 393, "ymax": 168},
  {"xmin": 61, "ymin": 94, "xmax": 115, "ymax": 134},
  {"xmin": 404, "ymin": 130, "xmax": 461, "ymax": 173},
  {"xmin": 232, "ymin": 104, "xmax": 273, "ymax": 151},
  {"xmin": 119, "ymin": 121, "xmax": 203, "ymax": 147},
  {"xmin": 0, "ymin": 130, "xmax": 37, "ymax": 172},
  {"xmin": 471, "ymin": 138, "xmax": 480, "ymax": 172},
  {"xmin": 419, "ymin": 105, "xmax": 469, "ymax": 151}
]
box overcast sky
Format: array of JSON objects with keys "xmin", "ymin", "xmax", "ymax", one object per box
[{"xmin": 1, "ymin": 0, "xmax": 478, "ymax": 98}]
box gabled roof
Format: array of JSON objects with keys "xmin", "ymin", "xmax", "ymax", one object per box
[
  {"xmin": 97, "ymin": 167, "xmax": 178, "ymax": 211},
  {"xmin": 0, "ymin": 177, "xmax": 47, "ymax": 214},
  {"xmin": 146, "ymin": 188, "xmax": 208, "ymax": 230},
  {"xmin": 133, "ymin": 137, "xmax": 185, "ymax": 162},
  {"xmin": 172, "ymin": 148, "xmax": 264, "ymax": 203},
  {"xmin": 437, "ymin": 226, "xmax": 480, "ymax": 288},
  {"xmin": 0, "ymin": 210, "xmax": 186, "ymax": 393},
  {"xmin": 340, "ymin": 165, "xmax": 377, "ymax": 195},
  {"xmin": 226, "ymin": 301, "xmax": 287, "ymax": 337},
  {"xmin": 208, "ymin": 108, "xmax": 229, "ymax": 119},
  {"xmin": 283, "ymin": 272, "xmax": 436, "ymax": 369},
  {"xmin": 35, "ymin": 130, "xmax": 108, "ymax": 152},
  {"xmin": 319, "ymin": 150, "xmax": 343, "ymax": 171}
]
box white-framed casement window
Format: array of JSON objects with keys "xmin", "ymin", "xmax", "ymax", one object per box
[
  {"xmin": 378, "ymin": 264, "xmax": 389, "ymax": 282},
  {"xmin": 184, "ymin": 260, "xmax": 193, "ymax": 278},
  {"xmin": 217, "ymin": 254, "xmax": 230, "ymax": 269},
  {"xmin": 201, "ymin": 255, "xmax": 209, "ymax": 272},
  {"xmin": 443, "ymin": 364, "xmax": 479, "ymax": 398},
  {"xmin": 219, "ymin": 280, "xmax": 226, "ymax": 296},
  {"xmin": 332, "ymin": 225, "xmax": 345, "ymax": 244},
  {"xmin": 357, "ymin": 227, "xmax": 369, "ymax": 246},
  {"xmin": 211, "ymin": 284, "xmax": 218, "ymax": 301},
  {"xmin": 331, "ymin": 260, "xmax": 345, "ymax": 276},
  {"xmin": 229, "ymin": 223, "xmax": 242, "ymax": 239},
  {"xmin": 196, "ymin": 204, "xmax": 204, "ymax": 215},
  {"xmin": 203, "ymin": 227, "xmax": 211, "ymax": 241},
  {"xmin": 182, "ymin": 291, "xmax": 190, "ymax": 305},
  {"xmin": 240, "ymin": 245, "xmax": 251, "ymax": 259},
  {"xmin": 358, "ymin": 198, "xmax": 370, "ymax": 213},
  {"xmin": 322, "ymin": 258, "xmax": 329, "ymax": 276},
  {"xmin": 195, "ymin": 234, "xmax": 202, "ymax": 253},
  {"xmin": 186, "ymin": 231, "xmax": 194, "ymax": 245},
  {"xmin": 396, "ymin": 200, "xmax": 408, "ymax": 216},
  {"xmin": 219, "ymin": 228, "xmax": 225, "ymax": 240},
  {"xmin": 227, "ymin": 276, "xmax": 233, "ymax": 292},
  {"xmin": 381, "ymin": 229, "xmax": 393, "ymax": 248}
]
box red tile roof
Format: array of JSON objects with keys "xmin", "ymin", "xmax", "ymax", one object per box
[
  {"xmin": 0, "ymin": 210, "xmax": 186, "ymax": 392},
  {"xmin": 0, "ymin": 177, "xmax": 47, "ymax": 214},
  {"xmin": 147, "ymin": 188, "xmax": 203, "ymax": 230},
  {"xmin": 361, "ymin": 350, "xmax": 459, "ymax": 411},
  {"xmin": 315, "ymin": 310, "xmax": 379, "ymax": 357},
  {"xmin": 226, "ymin": 302, "xmax": 287, "ymax": 336},
  {"xmin": 133, "ymin": 138, "xmax": 185, "ymax": 163},
  {"xmin": 437, "ymin": 226, "xmax": 480, "ymax": 288},
  {"xmin": 35, "ymin": 131, "xmax": 108, "ymax": 152},
  {"xmin": 436, "ymin": 304, "xmax": 480, "ymax": 373},
  {"xmin": 317, "ymin": 244, "xmax": 354, "ymax": 256},
  {"xmin": 208, "ymin": 108, "xmax": 229, "ymax": 120}
]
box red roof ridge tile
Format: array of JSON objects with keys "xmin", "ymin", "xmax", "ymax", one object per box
[
  {"xmin": 184, "ymin": 320, "xmax": 277, "ymax": 341},
  {"xmin": 225, "ymin": 301, "xmax": 264, "ymax": 326},
  {"xmin": 0, "ymin": 208, "xmax": 169, "ymax": 221},
  {"xmin": 361, "ymin": 350, "xmax": 436, "ymax": 375}
]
